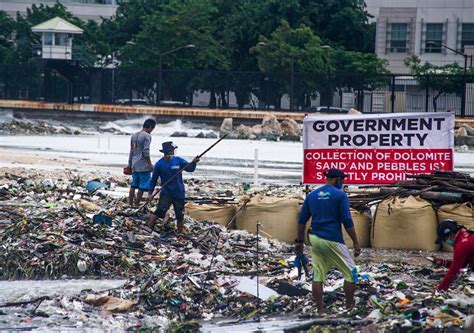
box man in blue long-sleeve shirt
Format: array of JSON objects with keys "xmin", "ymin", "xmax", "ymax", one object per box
[
  {"xmin": 295, "ymin": 168, "xmax": 360, "ymax": 315},
  {"xmin": 147, "ymin": 141, "xmax": 199, "ymax": 233}
]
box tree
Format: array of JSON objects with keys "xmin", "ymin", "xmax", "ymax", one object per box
[
  {"xmin": 0, "ymin": 11, "xmax": 16, "ymax": 64},
  {"xmin": 120, "ymin": 0, "xmax": 229, "ymax": 105},
  {"xmin": 297, "ymin": 0, "xmax": 375, "ymax": 53},
  {"xmin": 99, "ymin": 0, "xmax": 165, "ymax": 56},
  {"xmin": 252, "ymin": 21, "xmax": 328, "ymax": 109},
  {"xmin": 404, "ymin": 55, "xmax": 470, "ymax": 112},
  {"xmin": 332, "ymin": 50, "xmax": 389, "ymax": 110}
]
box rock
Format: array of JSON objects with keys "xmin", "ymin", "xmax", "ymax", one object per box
[
  {"xmin": 170, "ymin": 131, "xmax": 188, "ymax": 137},
  {"xmin": 234, "ymin": 124, "xmax": 254, "ymax": 139},
  {"xmin": 205, "ymin": 132, "xmax": 218, "ymax": 139},
  {"xmin": 260, "ymin": 114, "xmax": 282, "ymax": 140},
  {"xmin": 220, "ymin": 118, "xmax": 233, "ymax": 137},
  {"xmin": 348, "ymin": 108, "xmax": 362, "ymax": 115},
  {"xmin": 280, "ymin": 118, "xmax": 301, "ymax": 137},
  {"xmin": 280, "ymin": 135, "xmax": 301, "ymax": 142},
  {"xmin": 251, "ymin": 124, "xmax": 263, "ymax": 136},
  {"xmin": 461, "ymin": 124, "xmax": 474, "ymax": 136},
  {"xmin": 195, "ymin": 132, "xmax": 205, "ymax": 138},
  {"xmin": 455, "ymin": 136, "xmax": 474, "ymax": 147},
  {"xmin": 455, "ymin": 127, "xmax": 468, "ymax": 137}
]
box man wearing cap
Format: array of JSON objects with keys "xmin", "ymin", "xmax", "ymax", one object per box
[
  {"xmin": 128, "ymin": 118, "xmax": 156, "ymax": 206},
  {"xmin": 295, "ymin": 168, "xmax": 361, "ymax": 315},
  {"xmin": 432, "ymin": 220, "xmax": 474, "ymax": 291},
  {"xmin": 147, "ymin": 141, "xmax": 199, "ymax": 233}
]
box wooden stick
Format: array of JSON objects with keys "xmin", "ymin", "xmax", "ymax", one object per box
[{"xmin": 136, "ymin": 134, "xmax": 229, "ymax": 214}]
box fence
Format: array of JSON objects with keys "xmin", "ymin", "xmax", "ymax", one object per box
[{"xmin": 0, "ymin": 64, "xmax": 473, "ymax": 117}]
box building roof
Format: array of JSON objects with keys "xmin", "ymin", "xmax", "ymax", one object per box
[{"xmin": 31, "ymin": 17, "xmax": 83, "ymax": 34}]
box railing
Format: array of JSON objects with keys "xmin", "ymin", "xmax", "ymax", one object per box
[{"xmin": 0, "ymin": 64, "xmax": 473, "ymax": 117}]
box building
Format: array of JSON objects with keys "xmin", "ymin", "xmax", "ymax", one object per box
[
  {"xmin": 366, "ymin": 0, "xmax": 474, "ymax": 74},
  {"xmin": 0, "ymin": 0, "xmax": 118, "ymax": 22}
]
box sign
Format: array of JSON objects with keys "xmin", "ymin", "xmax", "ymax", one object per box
[{"xmin": 303, "ymin": 112, "xmax": 454, "ymax": 185}]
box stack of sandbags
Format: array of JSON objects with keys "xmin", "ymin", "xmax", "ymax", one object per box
[
  {"xmin": 185, "ymin": 203, "xmax": 237, "ymax": 227},
  {"xmin": 371, "ymin": 196, "xmax": 438, "ymax": 251},
  {"xmin": 303, "ymin": 209, "xmax": 371, "ymax": 248},
  {"xmin": 236, "ymin": 195, "xmax": 301, "ymax": 243}
]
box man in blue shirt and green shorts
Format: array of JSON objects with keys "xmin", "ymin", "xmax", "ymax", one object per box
[
  {"xmin": 147, "ymin": 141, "xmax": 199, "ymax": 234},
  {"xmin": 295, "ymin": 168, "xmax": 361, "ymax": 315}
]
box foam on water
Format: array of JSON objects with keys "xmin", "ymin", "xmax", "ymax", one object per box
[{"xmin": 101, "ymin": 117, "xmax": 218, "ymax": 136}]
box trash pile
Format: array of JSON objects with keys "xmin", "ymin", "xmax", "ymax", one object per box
[{"xmin": 1, "ymin": 169, "xmax": 473, "ymax": 331}]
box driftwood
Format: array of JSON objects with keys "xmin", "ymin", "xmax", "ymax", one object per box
[
  {"xmin": 349, "ymin": 171, "xmax": 473, "ymax": 208},
  {"xmin": 284, "ymin": 318, "xmax": 373, "ymax": 332},
  {"xmin": 0, "ymin": 296, "xmax": 50, "ymax": 308}
]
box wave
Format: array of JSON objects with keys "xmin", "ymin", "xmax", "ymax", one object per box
[{"xmin": 100, "ymin": 117, "xmax": 218, "ymax": 137}]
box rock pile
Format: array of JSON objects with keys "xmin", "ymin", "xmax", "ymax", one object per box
[
  {"xmin": 454, "ymin": 123, "xmax": 474, "ymax": 147},
  {"xmin": 0, "ymin": 119, "xmax": 82, "ymax": 135},
  {"xmin": 220, "ymin": 114, "xmax": 301, "ymax": 141}
]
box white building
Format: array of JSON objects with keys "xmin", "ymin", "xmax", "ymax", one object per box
[
  {"xmin": 0, "ymin": 0, "xmax": 118, "ymax": 22},
  {"xmin": 365, "ymin": 0, "xmax": 474, "ymax": 73}
]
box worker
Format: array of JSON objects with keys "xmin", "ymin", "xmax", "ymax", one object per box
[
  {"xmin": 147, "ymin": 141, "xmax": 199, "ymax": 233},
  {"xmin": 432, "ymin": 220, "xmax": 474, "ymax": 291},
  {"xmin": 127, "ymin": 118, "xmax": 156, "ymax": 207},
  {"xmin": 295, "ymin": 168, "xmax": 361, "ymax": 315}
]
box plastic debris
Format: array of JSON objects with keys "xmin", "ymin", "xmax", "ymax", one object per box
[{"xmin": 1, "ymin": 169, "xmax": 473, "ymax": 332}]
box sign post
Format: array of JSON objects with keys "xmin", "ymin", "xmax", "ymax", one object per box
[{"xmin": 303, "ymin": 112, "xmax": 454, "ymax": 185}]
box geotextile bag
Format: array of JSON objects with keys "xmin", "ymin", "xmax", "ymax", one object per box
[
  {"xmin": 371, "ymin": 196, "xmax": 438, "ymax": 251},
  {"xmin": 236, "ymin": 195, "xmax": 300, "ymax": 243},
  {"xmin": 185, "ymin": 203, "xmax": 237, "ymax": 226},
  {"xmin": 303, "ymin": 208, "xmax": 371, "ymax": 248}
]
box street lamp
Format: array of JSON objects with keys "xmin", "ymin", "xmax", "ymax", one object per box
[
  {"xmin": 126, "ymin": 41, "xmax": 195, "ymax": 105},
  {"xmin": 107, "ymin": 53, "xmax": 119, "ymax": 103},
  {"xmin": 427, "ymin": 41, "xmax": 473, "ymax": 117},
  {"xmin": 258, "ymin": 42, "xmax": 331, "ymax": 111}
]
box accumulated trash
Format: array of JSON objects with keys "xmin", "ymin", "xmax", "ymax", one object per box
[{"xmin": 1, "ymin": 169, "xmax": 473, "ymax": 331}]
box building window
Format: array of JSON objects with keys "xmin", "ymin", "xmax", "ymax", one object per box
[
  {"xmin": 462, "ymin": 24, "xmax": 474, "ymax": 52},
  {"xmin": 390, "ymin": 23, "xmax": 408, "ymax": 52},
  {"xmin": 43, "ymin": 32, "xmax": 52, "ymax": 46},
  {"xmin": 425, "ymin": 23, "xmax": 443, "ymax": 53}
]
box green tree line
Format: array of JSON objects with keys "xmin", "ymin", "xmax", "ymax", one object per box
[{"xmin": 0, "ymin": 0, "xmax": 390, "ymax": 108}]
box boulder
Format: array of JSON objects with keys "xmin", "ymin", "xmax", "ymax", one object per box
[
  {"xmin": 205, "ymin": 132, "xmax": 218, "ymax": 139},
  {"xmin": 220, "ymin": 118, "xmax": 233, "ymax": 137},
  {"xmin": 461, "ymin": 124, "xmax": 474, "ymax": 136},
  {"xmin": 348, "ymin": 108, "xmax": 363, "ymax": 115},
  {"xmin": 234, "ymin": 124, "xmax": 256, "ymax": 140},
  {"xmin": 195, "ymin": 132, "xmax": 205, "ymax": 138},
  {"xmin": 260, "ymin": 114, "xmax": 282, "ymax": 139},
  {"xmin": 280, "ymin": 118, "xmax": 301, "ymax": 137},
  {"xmin": 455, "ymin": 136, "xmax": 474, "ymax": 147},
  {"xmin": 454, "ymin": 127, "xmax": 467, "ymax": 137},
  {"xmin": 251, "ymin": 124, "xmax": 263, "ymax": 136},
  {"xmin": 170, "ymin": 131, "xmax": 188, "ymax": 137}
]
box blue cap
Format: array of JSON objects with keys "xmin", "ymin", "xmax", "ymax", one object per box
[{"xmin": 160, "ymin": 141, "xmax": 177, "ymax": 154}]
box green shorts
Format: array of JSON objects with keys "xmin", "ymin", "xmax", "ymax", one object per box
[{"xmin": 309, "ymin": 234, "xmax": 357, "ymax": 283}]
